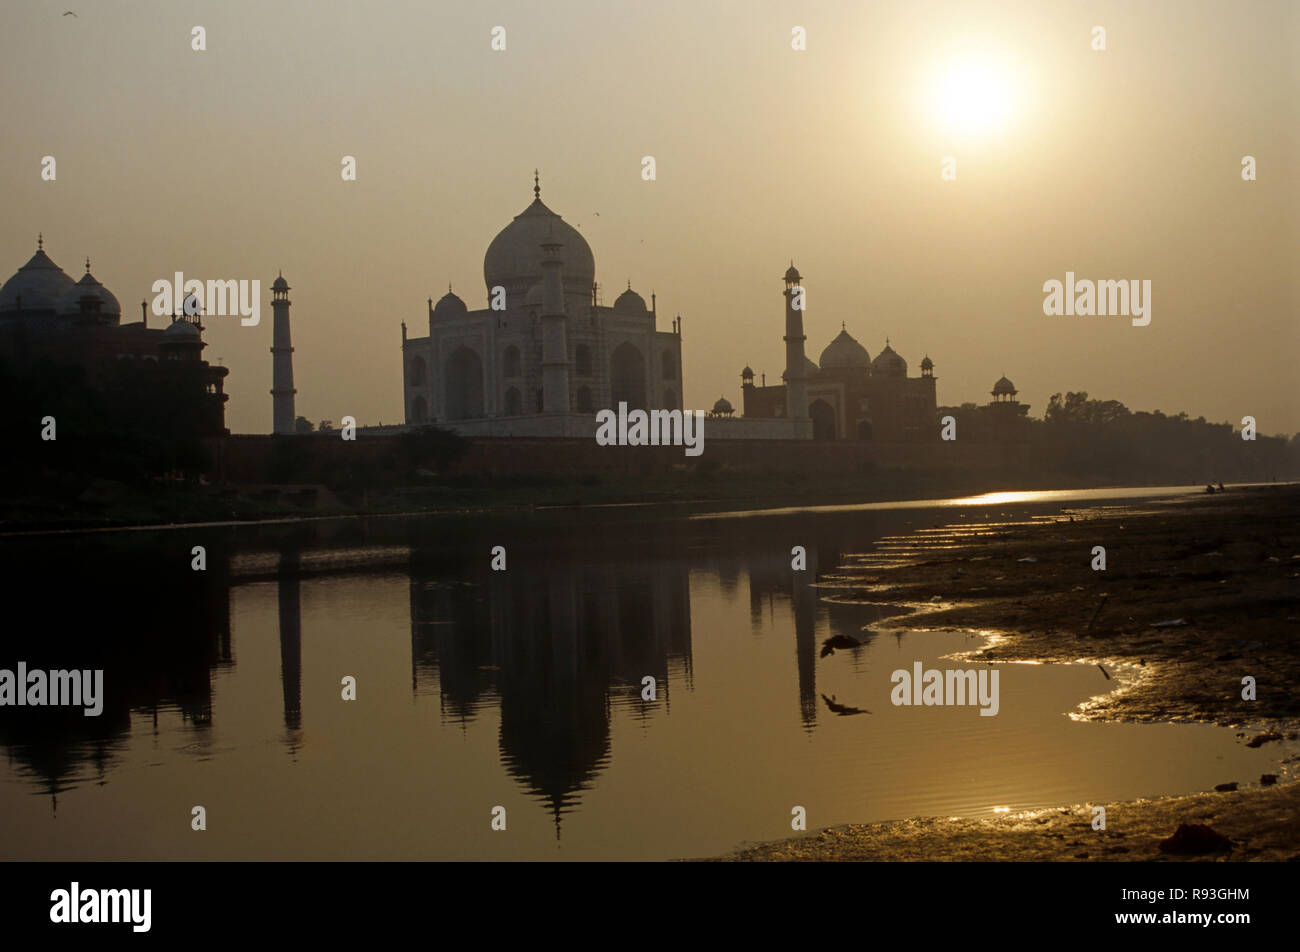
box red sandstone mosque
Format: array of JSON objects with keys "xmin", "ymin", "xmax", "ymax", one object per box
[{"xmin": 0, "ymin": 235, "xmax": 230, "ymax": 434}]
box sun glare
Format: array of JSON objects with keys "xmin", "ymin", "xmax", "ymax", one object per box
[{"xmin": 929, "ymin": 55, "xmax": 1018, "ymax": 135}]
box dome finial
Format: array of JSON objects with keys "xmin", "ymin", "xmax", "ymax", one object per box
[
  {"xmin": 627, "ymin": 279, "xmax": 631, "ymax": 290},
  {"xmin": 534, "ymin": 169, "xmax": 540, "ymax": 200},
  {"xmin": 37, "ymin": 233, "xmax": 43, "ymax": 251},
  {"xmin": 841, "ymin": 321, "xmax": 845, "ymax": 331},
  {"xmin": 448, "ymin": 282, "xmax": 452, "ymax": 293},
  {"xmin": 85, "ymin": 257, "xmax": 91, "ymax": 274}
]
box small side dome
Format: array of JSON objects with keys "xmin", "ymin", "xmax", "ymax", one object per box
[
  {"xmin": 784, "ymin": 263, "xmax": 801, "ymax": 283},
  {"xmin": 819, "ymin": 327, "xmax": 870, "ymax": 370},
  {"xmin": 871, "ymin": 340, "xmax": 907, "ymax": 378},
  {"xmin": 992, "ymin": 375, "xmax": 1017, "ymax": 395},
  {"xmin": 613, "ymin": 285, "xmax": 647, "ymax": 315},
  {"xmin": 272, "ymin": 274, "xmax": 290, "ymax": 292},
  {"xmin": 163, "ymin": 317, "xmax": 201, "ymax": 340},
  {"xmin": 432, "ymin": 290, "xmax": 468, "ymax": 320},
  {"xmin": 56, "ymin": 267, "xmax": 121, "ymax": 319},
  {"xmin": 712, "ymin": 396, "xmax": 734, "ymax": 415},
  {"xmin": 741, "ymin": 365, "xmax": 754, "ymax": 378},
  {"xmin": 920, "ymin": 355, "xmax": 934, "ymax": 371}
]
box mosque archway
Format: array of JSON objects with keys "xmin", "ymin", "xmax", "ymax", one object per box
[
  {"xmin": 409, "ymin": 355, "xmax": 426, "ymax": 386},
  {"xmin": 504, "ymin": 387, "xmax": 522, "ymax": 416},
  {"xmin": 576, "ymin": 386, "xmax": 593, "ymax": 413},
  {"xmin": 445, "ymin": 347, "xmax": 484, "ymax": 419},
  {"xmin": 610, "ymin": 342, "xmax": 646, "ymax": 408},
  {"xmin": 411, "ymin": 395, "xmax": 428, "ymax": 423},
  {"xmin": 810, "ymin": 399, "xmax": 836, "ymax": 441}
]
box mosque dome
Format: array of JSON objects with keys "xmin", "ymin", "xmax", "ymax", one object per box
[
  {"xmin": 712, "ymin": 396, "xmax": 734, "ymax": 415},
  {"xmin": 0, "ymin": 240, "xmax": 76, "ymax": 312},
  {"xmin": 992, "ymin": 375, "xmax": 1017, "ymax": 395},
  {"xmin": 741, "ymin": 365, "xmax": 754, "ymax": 377},
  {"xmin": 432, "ymin": 289, "xmax": 468, "ymax": 320},
  {"xmin": 55, "ymin": 265, "xmax": 121, "ymax": 318},
  {"xmin": 920, "ymin": 355, "xmax": 934, "ymax": 371},
  {"xmin": 871, "ymin": 340, "xmax": 907, "ymax": 378},
  {"xmin": 784, "ymin": 263, "xmax": 801, "ymax": 283},
  {"xmin": 613, "ymin": 285, "xmax": 647, "ymax": 315},
  {"xmin": 162, "ymin": 317, "xmax": 201, "ymax": 340},
  {"xmin": 272, "ymin": 274, "xmax": 290, "ymax": 292},
  {"xmin": 819, "ymin": 327, "xmax": 870, "ymax": 370},
  {"xmin": 483, "ymin": 181, "xmax": 595, "ymax": 294}
]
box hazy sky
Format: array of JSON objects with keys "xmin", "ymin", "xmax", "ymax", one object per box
[{"xmin": 3, "ymin": 0, "xmax": 1296, "ymax": 435}]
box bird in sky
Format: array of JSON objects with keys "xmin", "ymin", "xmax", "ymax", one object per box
[{"xmin": 63, "ymin": 10, "xmax": 77, "ymax": 16}]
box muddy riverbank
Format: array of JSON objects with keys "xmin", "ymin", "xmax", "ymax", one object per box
[{"xmin": 720, "ymin": 485, "xmax": 1300, "ymax": 860}]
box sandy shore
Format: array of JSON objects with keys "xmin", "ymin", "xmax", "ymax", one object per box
[{"xmin": 721, "ymin": 485, "xmax": 1300, "ymax": 861}]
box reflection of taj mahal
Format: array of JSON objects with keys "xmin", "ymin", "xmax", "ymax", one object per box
[{"xmin": 401, "ymin": 174, "xmax": 684, "ymax": 437}]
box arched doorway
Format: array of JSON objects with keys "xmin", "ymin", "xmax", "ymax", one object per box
[
  {"xmin": 445, "ymin": 347, "xmax": 484, "ymax": 419},
  {"xmin": 810, "ymin": 399, "xmax": 836, "ymax": 441},
  {"xmin": 409, "ymin": 355, "xmax": 426, "ymax": 386},
  {"xmin": 610, "ymin": 341, "xmax": 646, "ymax": 408},
  {"xmin": 857, "ymin": 419, "xmax": 873, "ymax": 441},
  {"xmin": 576, "ymin": 386, "xmax": 593, "ymax": 413},
  {"xmin": 504, "ymin": 387, "xmax": 522, "ymax": 415},
  {"xmin": 411, "ymin": 395, "xmax": 428, "ymax": 423}
]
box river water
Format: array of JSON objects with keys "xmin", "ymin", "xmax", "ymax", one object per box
[{"xmin": 0, "ymin": 485, "xmax": 1288, "ymax": 859}]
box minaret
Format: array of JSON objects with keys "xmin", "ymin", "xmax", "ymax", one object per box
[
  {"xmin": 783, "ymin": 262, "xmax": 809, "ymax": 423},
  {"xmin": 540, "ymin": 230, "xmax": 570, "ymax": 413},
  {"xmin": 270, "ymin": 272, "xmax": 296, "ymax": 435}
]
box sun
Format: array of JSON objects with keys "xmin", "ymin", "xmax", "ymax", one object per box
[{"xmin": 928, "ymin": 55, "xmax": 1019, "ymax": 135}]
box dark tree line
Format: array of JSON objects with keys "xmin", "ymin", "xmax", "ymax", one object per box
[{"xmin": 1029, "ymin": 391, "xmax": 1298, "ymax": 485}]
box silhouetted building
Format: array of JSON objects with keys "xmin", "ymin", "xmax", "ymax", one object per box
[
  {"xmin": 401, "ymin": 173, "xmax": 684, "ymax": 433},
  {"xmin": 0, "ymin": 236, "xmax": 230, "ymax": 434},
  {"xmin": 739, "ymin": 265, "xmax": 939, "ymax": 441},
  {"xmin": 938, "ymin": 375, "xmax": 1032, "ymax": 442}
]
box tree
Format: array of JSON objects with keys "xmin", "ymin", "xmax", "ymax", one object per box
[{"xmin": 294, "ymin": 416, "xmax": 315, "ymax": 434}]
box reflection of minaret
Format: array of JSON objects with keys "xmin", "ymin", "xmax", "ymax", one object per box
[
  {"xmin": 277, "ymin": 547, "xmax": 303, "ymax": 734},
  {"xmin": 270, "ymin": 272, "xmax": 296, "ymax": 435},
  {"xmin": 792, "ymin": 547, "xmax": 819, "ymax": 731}
]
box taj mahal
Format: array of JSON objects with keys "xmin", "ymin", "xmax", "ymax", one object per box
[
  {"xmin": 400, "ymin": 174, "xmax": 1019, "ymax": 444},
  {"xmin": 400, "ymin": 173, "xmax": 684, "ymax": 438}
]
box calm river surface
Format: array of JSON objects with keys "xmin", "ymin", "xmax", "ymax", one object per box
[{"xmin": 0, "ymin": 486, "xmax": 1288, "ymax": 859}]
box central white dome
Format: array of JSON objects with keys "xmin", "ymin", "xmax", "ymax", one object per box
[{"xmin": 483, "ymin": 195, "xmax": 595, "ymax": 295}]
